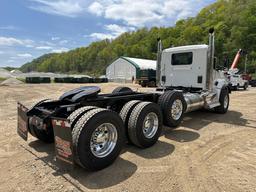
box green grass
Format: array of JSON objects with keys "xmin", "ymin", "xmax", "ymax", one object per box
[
  {"xmin": 16, "ymin": 78, "xmax": 26, "ymax": 83},
  {"xmin": 0, "ymin": 77, "xmax": 7, "ymax": 82}
]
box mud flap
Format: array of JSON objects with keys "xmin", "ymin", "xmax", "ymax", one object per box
[
  {"xmin": 52, "ymin": 118, "xmax": 74, "ymax": 169},
  {"xmin": 17, "ymin": 102, "xmax": 29, "ymax": 141}
]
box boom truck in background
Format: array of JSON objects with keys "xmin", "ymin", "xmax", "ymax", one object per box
[
  {"xmin": 17, "ymin": 28, "xmax": 230, "ymax": 171},
  {"xmin": 225, "ymin": 49, "xmax": 249, "ymax": 90}
]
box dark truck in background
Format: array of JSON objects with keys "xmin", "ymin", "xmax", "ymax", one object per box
[{"xmin": 137, "ymin": 69, "xmax": 156, "ymax": 87}]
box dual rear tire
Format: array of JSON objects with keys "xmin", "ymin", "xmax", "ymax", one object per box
[
  {"xmin": 70, "ymin": 100, "xmax": 163, "ymax": 171},
  {"xmin": 70, "ymin": 107, "xmax": 125, "ymax": 171},
  {"xmin": 120, "ymin": 101, "xmax": 163, "ymax": 148}
]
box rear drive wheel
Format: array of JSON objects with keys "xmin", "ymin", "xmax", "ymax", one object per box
[
  {"xmin": 29, "ymin": 119, "xmax": 54, "ymax": 143},
  {"xmin": 158, "ymin": 91, "xmax": 186, "ymax": 127},
  {"xmin": 128, "ymin": 102, "xmax": 162, "ymax": 148},
  {"xmin": 112, "ymin": 86, "xmax": 133, "ymax": 94},
  {"xmin": 68, "ymin": 106, "xmax": 98, "ymax": 128},
  {"xmin": 28, "ymin": 99, "xmax": 54, "ymax": 143},
  {"xmin": 214, "ymin": 88, "xmax": 229, "ymax": 114},
  {"xmin": 72, "ymin": 108, "xmax": 125, "ymax": 171},
  {"xmin": 119, "ymin": 100, "xmax": 141, "ymax": 141}
]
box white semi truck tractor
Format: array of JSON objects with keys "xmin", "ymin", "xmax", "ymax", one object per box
[
  {"xmin": 17, "ymin": 28, "xmax": 230, "ymax": 171},
  {"xmin": 156, "ymin": 27, "xmax": 230, "ymax": 124}
]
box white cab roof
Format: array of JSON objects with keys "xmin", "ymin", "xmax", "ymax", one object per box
[{"xmin": 163, "ymin": 44, "xmax": 208, "ymax": 53}]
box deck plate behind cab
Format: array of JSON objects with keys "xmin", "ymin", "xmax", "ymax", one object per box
[{"xmin": 59, "ymin": 86, "xmax": 101, "ymax": 101}]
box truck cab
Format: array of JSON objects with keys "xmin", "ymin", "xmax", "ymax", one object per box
[{"xmin": 160, "ymin": 45, "xmax": 209, "ymax": 90}]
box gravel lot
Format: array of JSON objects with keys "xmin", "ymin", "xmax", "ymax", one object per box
[{"xmin": 0, "ymin": 83, "xmax": 256, "ymax": 192}]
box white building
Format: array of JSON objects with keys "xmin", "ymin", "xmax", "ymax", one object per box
[{"xmin": 106, "ymin": 57, "xmax": 156, "ymax": 83}]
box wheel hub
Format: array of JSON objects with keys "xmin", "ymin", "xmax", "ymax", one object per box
[
  {"xmin": 90, "ymin": 123, "xmax": 117, "ymax": 158},
  {"xmin": 171, "ymin": 99, "xmax": 183, "ymax": 120},
  {"xmin": 142, "ymin": 112, "xmax": 159, "ymax": 138},
  {"xmin": 224, "ymin": 95, "xmax": 229, "ymax": 109}
]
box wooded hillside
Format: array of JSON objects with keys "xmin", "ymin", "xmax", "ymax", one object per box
[{"xmin": 20, "ymin": 0, "xmax": 256, "ymax": 76}]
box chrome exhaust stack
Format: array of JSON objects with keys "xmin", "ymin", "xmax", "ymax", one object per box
[
  {"xmin": 156, "ymin": 38, "xmax": 163, "ymax": 87},
  {"xmin": 206, "ymin": 28, "xmax": 215, "ymax": 90}
]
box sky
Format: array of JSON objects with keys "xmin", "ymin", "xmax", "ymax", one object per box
[{"xmin": 0, "ymin": 0, "xmax": 215, "ymax": 68}]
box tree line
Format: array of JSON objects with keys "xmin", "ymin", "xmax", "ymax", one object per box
[{"xmin": 20, "ymin": 0, "xmax": 256, "ymax": 76}]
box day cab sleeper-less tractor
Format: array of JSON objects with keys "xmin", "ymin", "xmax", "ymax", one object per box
[{"xmin": 17, "ymin": 28, "xmax": 230, "ymax": 171}]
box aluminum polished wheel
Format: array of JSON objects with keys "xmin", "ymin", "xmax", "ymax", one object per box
[
  {"xmin": 142, "ymin": 112, "xmax": 159, "ymax": 138},
  {"xmin": 224, "ymin": 95, "xmax": 229, "ymax": 109},
  {"xmin": 90, "ymin": 123, "xmax": 118, "ymax": 158},
  {"xmin": 171, "ymin": 99, "xmax": 183, "ymax": 120}
]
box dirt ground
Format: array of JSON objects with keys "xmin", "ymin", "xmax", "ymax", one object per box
[{"xmin": 0, "ymin": 82, "xmax": 256, "ymax": 192}]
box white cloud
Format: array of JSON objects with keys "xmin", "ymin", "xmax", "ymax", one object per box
[
  {"xmin": 51, "ymin": 37, "xmax": 60, "ymax": 41},
  {"xmin": 88, "ymin": 24, "xmax": 135, "ymax": 40},
  {"xmin": 0, "ymin": 36, "xmax": 34, "ymax": 46},
  {"xmin": 29, "ymin": 0, "xmax": 85, "ymax": 17},
  {"xmin": 104, "ymin": 1, "xmax": 163, "ymax": 27},
  {"xmin": 89, "ymin": 33, "xmax": 115, "ymax": 40},
  {"xmin": 88, "ymin": 0, "xmax": 210, "ymax": 27},
  {"xmin": 39, "ymin": 40, "xmax": 55, "ymax": 46},
  {"xmin": 36, "ymin": 46, "xmax": 53, "ymax": 50},
  {"xmin": 59, "ymin": 40, "xmax": 68, "ymax": 45},
  {"xmin": 0, "ymin": 37, "xmax": 23, "ymax": 46},
  {"xmin": 17, "ymin": 53, "xmax": 33, "ymax": 58},
  {"xmin": 105, "ymin": 24, "xmax": 135, "ymax": 36},
  {"xmin": 7, "ymin": 60, "xmax": 15, "ymax": 63},
  {"xmin": 0, "ymin": 51, "xmax": 4, "ymax": 54},
  {"xmin": 26, "ymin": 44, "xmax": 34, "ymax": 48},
  {"xmin": 52, "ymin": 47, "xmax": 69, "ymax": 53},
  {"xmin": 88, "ymin": 2, "xmax": 104, "ymax": 16}
]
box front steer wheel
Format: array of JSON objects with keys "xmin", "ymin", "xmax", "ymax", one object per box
[
  {"xmin": 72, "ymin": 108, "xmax": 125, "ymax": 171},
  {"xmin": 214, "ymin": 88, "xmax": 229, "ymax": 114}
]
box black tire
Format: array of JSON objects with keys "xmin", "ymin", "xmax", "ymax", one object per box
[
  {"xmin": 67, "ymin": 106, "xmax": 98, "ymax": 128},
  {"xmin": 72, "ymin": 108, "xmax": 125, "ymax": 171},
  {"xmin": 158, "ymin": 91, "xmax": 186, "ymax": 127},
  {"xmin": 243, "ymin": 83, "xmax": 248, "ymax": 90},
  {"xmin": 29, "ymin": 118, "xmax": 54, "ymax": 143},
  {"xmin": 112, "ymin": 86, "xmax": 133, "ymax": 94},
  {"xmin": 28, "ymin": 99, "xmax": 54, "ymax": 143},
  {"xmin": 128, "ymin": 102, "xmax": 163, "ymax": 148},
  {"xmin": 214, "ymin": 87, "xmax": 229, "ymax": 114},
  {"xmin": 119, "ymin": 100, "xmax": 141, "ymax": 141},
  {"xmin": 141, "ymin": 82, "xmax": 146, "ymax": 87}
]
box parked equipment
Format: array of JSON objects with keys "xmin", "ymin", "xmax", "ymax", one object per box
[
  {"xmin": 17, "ymin": 28, "xmax": 230, "ymax": 171},
  {"xmin": 26, "ymin": 77, "xmax": 51, "ymax": 84},
  {"xmin": 226, "ymin": 49, "xmax": 249, "ymax": 90},
  {"xmin": 249, "ymin": 79, "xmax": 256, "ymax": 87},
  {"xmin": 138, "ymin": 69, "xmax": 156, "ymax": 87}
]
